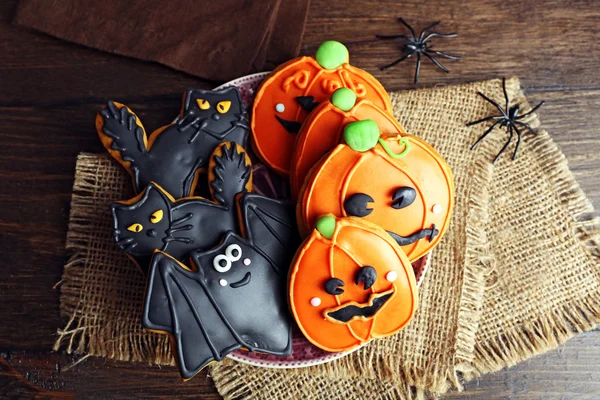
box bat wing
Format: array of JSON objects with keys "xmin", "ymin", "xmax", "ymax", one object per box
[
  {"xmin": 142, "ymin": 253, "xmax": 241, "ymax": 379},
  {"xmin": 237, "ymin": 193, "xmax": 300, "ymax": 273}
]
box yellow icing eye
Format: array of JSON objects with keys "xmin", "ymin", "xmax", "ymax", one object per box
[
  {"xmin": 216, "ymin": 101, "xmax": 231, "ymax": 114},
  {"xmin": 196, "ymin": 99, "xmax": 210, "ymax": 110},
  {"xmin": 127, "ymin": 223, "xmax": 143, "ymax": 233},
  {"xmin": 150, "ymin": 209, "xmax": 163, "ymax": 224}
]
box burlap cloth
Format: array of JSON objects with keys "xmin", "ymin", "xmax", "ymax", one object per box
[{"xmin": 55, "ymin": 78, "xmax": 600, "ymax": 399}]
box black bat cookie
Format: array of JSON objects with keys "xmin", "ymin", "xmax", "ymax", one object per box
[
  {"xmin": 142, "ymin": 224, "xmax": 297, "ymax": 380},
  {"xmin": 110, "ymin": 142, "xmax": 251, "ymax": 274},
  {"xmin": 97, "ymin": 87, "xmax": 249, "ymax": 198}
]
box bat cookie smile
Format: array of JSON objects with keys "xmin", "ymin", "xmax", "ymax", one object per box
[
  {"xmin": 324, "ymin": 288, "xmax": 395, "ymax": 324},
  {"xmin": 229, "ymin": 272, "xmax": 251, "ymax": 288}
]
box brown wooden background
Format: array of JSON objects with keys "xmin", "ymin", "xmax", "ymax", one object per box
[{"xmin": 1, "ymin": 0, "xmax": 599, "ymax": 398}]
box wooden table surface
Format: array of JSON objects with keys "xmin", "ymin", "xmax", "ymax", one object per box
[{"xmin": 1, "ymin": 0, "xmax": 600, "ymax": 398}]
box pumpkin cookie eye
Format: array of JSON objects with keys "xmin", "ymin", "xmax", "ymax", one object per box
[
  {"xmin": 216, "ymin": 100, "xmax": 231, "ymax": 114},
  {"xmin": 295, "ymin": 96, "xmax": 319, "ymax": 112},
  {"xmin": 196, "ymin": 99, "xmax": 210, "ymax": 110},
  {"xmin": 324, "ymin": 278, "xmax": 345, "ymax": 295},
  {"xmin": 127, "ymin": 223, "xmax": 143, "ymax": 233},
  {"xmin": 391, "ymin": 187, "xmax": 416, "ymax": 209},
  {"xmin": 344, "ymin": 193, "xmax": 374, "ymax": 217},
  {"xmin": 355, "ymin": 266, "xmax": 377, "ymax": 290}
]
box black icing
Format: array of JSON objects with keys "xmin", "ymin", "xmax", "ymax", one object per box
[
  {"xmin": 391, "ymin": 187, "xmax": 417, "ymax": 209},
  {"xmin": 275, "ymin": 115, "xmax": 302, "ymax": 134},
  {"xmin": 327, "ymin": 292, "xmax": 393, "ymax": 323},
  {"xmin": 324, "ymin": 278, "xmax": 345, "ymax": 295},
  {"xmin": 295, "ymin": 96, "xmax": 319, "ymax": 113},
  {"xmin": 142, "ymin": 232, "xmax": 293, "ymax": 380},
  {"xmin": 98, "ymin": 87, "xmax": 249, "ymax": 198},
  {"xmin": 344, "ymin": 193, "xmax": 374, "ymax": 217},
  {"xmin": 386, "ymin": 224, "xmax": 439, "ymax": 246},
  {"xmin": 354, "ymin": 266, "xmax": 377, "ymax": 290}
]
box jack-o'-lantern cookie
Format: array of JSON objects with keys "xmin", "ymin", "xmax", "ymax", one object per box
[
  {"xmin": 298, "ymin": 120, "xmax": 454, "ymax": 261},
  {"xmin": 251, "ymin": 41, "xmax": 393, "ymax": 176},
  {"xmin": 289, "ymin": 215, "xmax": 418, "ymax": 352},
  {"xmin": 290, "ymin": 87, "xmax": 407, "ymax": 198}
]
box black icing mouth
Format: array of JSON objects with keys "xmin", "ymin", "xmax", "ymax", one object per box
[
  {"xmin": 230, "ymin": 272, "xmax": 251, "ymax": 289},
  {"xmin": 387, "ymin": 224, "xmax": 439, "ymax": 246},
  {"xmin": 275, "ymin": 115, "xmax": 302, "ymax": 134},
  {"xmin": 325, "ymin": 290, "xmax": 394, "ymax": 323}
]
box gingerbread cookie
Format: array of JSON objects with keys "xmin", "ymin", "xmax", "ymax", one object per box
[
  {"xmin": 111, "ymin": 142, "xmax": 252, "ymax": 274},
  {"xmin": 297, "ymin": 120, "xmax": 454, "ymax": 262},
  {"xmin": 290, "ymin": 87, "xmax": 407, "ymax": 198},
  {"xmin": 97, "ymin": 87, "xmax": 249, "ymax": 198},
  {"xmin": 289, "ymin": 215, "xmax": 417, "ymax": 352},
  {"xmin": 251, "ymin": 41, "xmax": 393, "ymax": 176},
  {"xmin": 143, "ymin": 227, "xmax": 296, "ymax": 379}
]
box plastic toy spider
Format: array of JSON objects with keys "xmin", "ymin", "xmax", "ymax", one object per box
[
  {"xmin": 467, "ymin": 78, "xmax": 545, "ymax": 163},
  {"xmin": 376, "ymin": 18, "xmax": 460, "ymax": 84}
]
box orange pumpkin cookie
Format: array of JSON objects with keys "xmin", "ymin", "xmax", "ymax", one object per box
[
  {"xmin": 289, "ymin": 215, "xmax": 418, "ymax": 352},
  {"xmin": 290, "ymin": 87, "xmax": 407, "ymax": 198},
  {"xmin": 251, "ymin": 41, "xmax": 393, "ymax": 176},
  {"xmin": 298, "ymin": 120, "xmax": 454, "ymax": 261}
]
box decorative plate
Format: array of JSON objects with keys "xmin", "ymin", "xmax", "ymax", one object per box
[{"xmin": 213, "ymin": 73, "xmax": 431, "ymax": 369}]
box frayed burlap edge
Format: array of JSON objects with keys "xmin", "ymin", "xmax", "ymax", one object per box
[
  {"xmin": 53, "ymin": 154, "xmax": 175, "ymax": 367},
  {"xmin": 465, "ymin": 125, "xmax": 600, "ymax": 379}
]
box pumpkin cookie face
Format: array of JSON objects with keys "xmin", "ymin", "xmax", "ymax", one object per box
[
  {"xmin": 251, "ymin": 41, "xmax": 393, "ymax": 176},
  {"xmin": 290, "ymin": 88, "xmax": 407, "ymax": 198},
  {"xmin": 289, "ymin": 216, "xmax": 417, "ymax": 352},
  {"xmin": 298, "ymin": 120, "xmax": 454, "ymax": 261}
]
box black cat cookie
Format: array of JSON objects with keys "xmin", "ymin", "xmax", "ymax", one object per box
[
  {"xmin": 97, "ymin": 87, "xmax": 249, "ymax": 198},
  {"xmin": 110, "ymin": 142, "xmax": 252, "ymax": 274},
  {"xmin": 142, "ymin": 227, "xmax": 296, "ymax": 380}
]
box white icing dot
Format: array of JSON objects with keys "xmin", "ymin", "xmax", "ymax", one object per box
[
  {"xmin": 243, "ymin": 258, "xmax": 251, "ymax": 266},
  {"xmin": 310, "ymin": 297, "xmax": 321, "ymax": 307},
  {"xmin": 386, "ymin": 271, "xmax": 398, "ymax": 282},
  {"xmin": 432, "ymin": 204, "xmax": 442, "ymax": 214},
  {"xmin": 275, "ymin": 103, "xmax": 285, "ymax": 113},
  {"xmin": 219, "ymin": 279, "xmax": 228, "ymax": 287}
]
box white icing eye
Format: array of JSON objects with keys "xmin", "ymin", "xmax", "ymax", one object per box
[
  {"xmin": 219, "ymin": 279, "xmax": 228, "ymax": 287},
  {"xmin": 275, "ymin": 103, "xmax": 285, "ymax": 113},
  {"xmin": 310, "ymin": 297, "xmax": 321, "ymax": 307},
  {"xmin": 432, "ymin": 204, "xmax": 442, "ymax": 214},
  {"xmin": 243, "ymin": 258, "xmax": 251, "ymax": 266},
  {"xmin": 225, "ymin": 244, "xmax": 242, "ymax": 262},
  {"xmin": 386, "ymin": 271, "xmax": 398, "ymax": 282},
  {"xmin": 213, "ymin": 254, "xmax": 231, "ymax": 273}
]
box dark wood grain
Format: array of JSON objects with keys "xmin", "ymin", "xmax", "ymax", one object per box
[{"xmin": 1, "ymin": 0, "xmax": 600, "ymax": 397}]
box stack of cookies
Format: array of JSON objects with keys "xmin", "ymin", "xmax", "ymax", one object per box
[{"xmin": 96, "ymin": 41, "xmax": 454, "ymax": 380}]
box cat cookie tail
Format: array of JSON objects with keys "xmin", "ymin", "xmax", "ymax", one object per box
[
  {"xmin": 96, "ymin": 100, "xmax": 149, "ymax": 182},
  {"xmin": 209, "ymin": 142, "xmax": 253, "ymax": 208}
]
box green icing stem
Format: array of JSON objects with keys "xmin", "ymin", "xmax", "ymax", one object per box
[
  {"xmin": 315, "ymin": 215, "xmax": 336, "ymax": 239},
  {"xmin": 378, "ymin": 137, "xmax": 411, "ymax": 159}
]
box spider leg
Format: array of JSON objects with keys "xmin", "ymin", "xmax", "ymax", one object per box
[
  {"xmin": 470, "ymin": 120, "xmax": 501, "ymax": 151},
  {"xmin": 419, "ymin": 21, "xmax": 441, "ymax": 40},
  {"xmin": 477, "ymin": 92, "xmax": 508, "ymax": 117},
  {"xmin": 501, "ymin": 77, "xmax": 509, "ymax": 112},
  {"xmin": 376, "ymin": 34, "xmax": 410, "ymax": 40},
  {"xmin": 512, "ymin": 124, "xmax": 523, "ymax": 160},
  {"xmin": 514, "ymin": 120, "xmax": 538, "ymax": 134},
  {"xmin": 466, "ymin": 115, "xmax": 499, "ymax": 127},
  {"xmin": 493, "ymin": 125, "xmax": 514, "ymax": 164},
  {"xmin": 430, "ymin": 50, "xmax": 461, "ymax": 60},
  {"xmin": 423, "ymin": 52, "xmax": 449, "ymax": 73},
  {"xmin": 516, "ymin": 101, "xmax": 545, "ymax": 119},
  {"xmin": 397, "ymin": 17, "xmax": 417, "ymax": 37},
  {"xmin": 380, "ymin": 53, "xmax": 411, "ymax": 71},
  {"xmin": 414, "ymin": 53, "xmax": 422, "ymax": 84},
  {"xmin": 423, "ymin": 32, "xmax": 459, "ymax": 41}
]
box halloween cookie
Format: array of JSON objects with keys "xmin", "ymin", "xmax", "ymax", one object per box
[
  {"xmin": 143, "ymin": 226, "xmax": 296, "ymax": 380},
  {"xmin": 290, "ymin": 87, "xmax": 407, "ymax": 198},
  {"xmin": 110, "ymin": 142, "xmax": 252, "ymax": 274},
  {"xmin": 289, "ymin": 215, "xmax": 417, "ymax": 352},
  {"xmin": 251, "ymin": 40, "xmax": 393, "ymax": 176},
  {"xmin": 297, "ymin": 120, "xmax": 454, "ymax": 261},
  {"xmin": 97, "ymin": 87, "xmax": 249, "ymax": 198}
]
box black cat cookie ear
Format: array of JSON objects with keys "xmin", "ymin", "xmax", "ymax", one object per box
[{"xmin": 208, "ymin": 142, "xmax": 253, "ymax": 208}]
